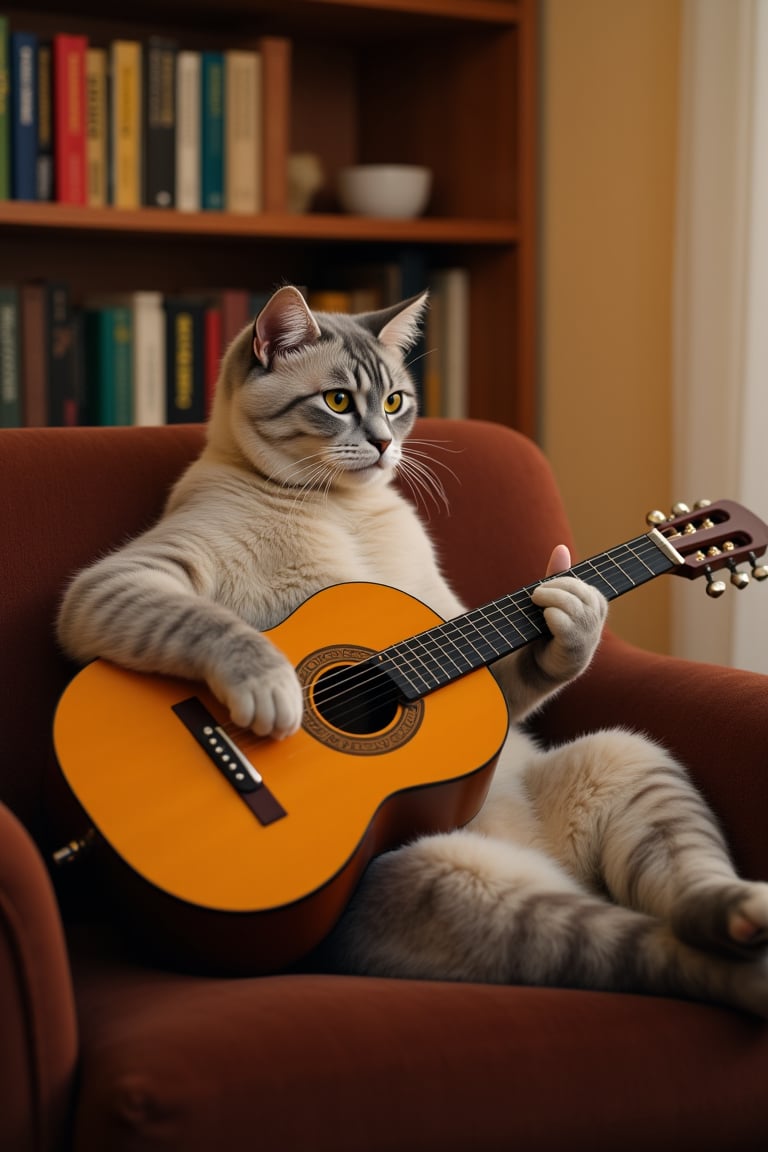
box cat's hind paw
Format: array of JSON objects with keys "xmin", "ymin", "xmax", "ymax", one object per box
[{"xmin": 673, "ymin": 881, "xmax": 768, "ymax": 959}]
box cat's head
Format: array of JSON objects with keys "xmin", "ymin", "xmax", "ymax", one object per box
[{"xmin": 207, "ymin": 285, "xmax": 427, "ymax": 492}]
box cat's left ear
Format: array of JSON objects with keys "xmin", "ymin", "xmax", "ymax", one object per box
[
  {"xmin": 358, "ymin": 291, "xmax": 429, "ymax": 355},
  {"xmin": 253, "ymin": 285, "xmax": 321, "ymax": 368}
]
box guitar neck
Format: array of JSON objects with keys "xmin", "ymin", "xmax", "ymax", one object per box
[{"xmin": 380, "ymin": 528, "xmax": 681, "ymax": 702}]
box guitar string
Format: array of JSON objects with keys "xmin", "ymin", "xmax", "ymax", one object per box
[
  {"xmin": 285, "ymin": 535, "xmax": 671, "ymax": 729},
  {"xmin": 247, "ymin": 535, "xmax": 675, "ymax": 734}
]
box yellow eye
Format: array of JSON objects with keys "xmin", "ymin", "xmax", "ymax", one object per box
[
  {"xmin": 324, "ymin": 390, "xmax": 352, "ymax": 413},
  {"xmin": 383, "ymin": 392, "xmax": 403, "ymax": 415}
]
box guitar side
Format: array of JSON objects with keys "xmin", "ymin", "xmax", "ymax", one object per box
[{"xmin": 53, "ymin": 582, "xmax": 509, "ymax": 973}]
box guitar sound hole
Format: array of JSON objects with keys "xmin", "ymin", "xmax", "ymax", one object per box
[{"xmin": 312, "ymin": 663, "xmax": 400, "ymax": 736}]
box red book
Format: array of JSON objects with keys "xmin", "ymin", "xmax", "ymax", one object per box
[{"xmin": 53, "ymin": 34, "xmax": 87, "ymax": 204}]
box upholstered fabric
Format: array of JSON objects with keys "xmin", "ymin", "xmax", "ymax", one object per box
[{"xmin": 1, "ymin": 419, "xmax": 766, "ymax": 1152}]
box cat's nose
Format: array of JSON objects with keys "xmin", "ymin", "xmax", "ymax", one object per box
[{"xmin": 369, "ymin": 438, "xmax": 391, "ymax": 457}]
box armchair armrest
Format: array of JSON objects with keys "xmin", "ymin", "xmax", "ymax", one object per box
[
  {"xmin": 532, "ymin": 631, "xmax": 768, "ymax": 880},
  {"xmin": 0, "ymin": 801, "xmax": 77, "ymax": 1152}
]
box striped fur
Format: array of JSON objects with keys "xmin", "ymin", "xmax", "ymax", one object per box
[{"xmin": 58, "ymin": 286, "xmax": 768, "ymax": 1016}]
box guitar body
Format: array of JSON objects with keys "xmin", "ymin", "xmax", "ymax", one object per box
[{"xmin": 54, "ymin": 582, "xmax": 509, "ymax": 974}]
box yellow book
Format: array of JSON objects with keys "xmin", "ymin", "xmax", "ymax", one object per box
[
  {"xmin": 225, "ymin": 50, "xmax": 261, "ymax": 214},
  {"xmin": 85, "ymin": 48, "xmax": 107, "ymax": 206},
  {"xmin": 110, "ymin": 39, "xmax": 142, "ymax": 208}
]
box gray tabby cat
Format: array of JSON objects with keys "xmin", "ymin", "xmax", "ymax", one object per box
[{"xmin": 57, "ymin": 285, "xmax": 768, "ymax": 1016}]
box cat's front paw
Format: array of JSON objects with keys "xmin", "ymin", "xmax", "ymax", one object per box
[
  {"xmin": 207, "ymin": 633, "xmax": 304, "ymax": 739},
  {"xmin": 529, "ymin": 576, "xmax": 607, "ymax": 683}
]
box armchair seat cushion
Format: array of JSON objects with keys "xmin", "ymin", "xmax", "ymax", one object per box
[{"xmin": 70, "ymin": 925, "xmax": 768, "ymax": 1152}]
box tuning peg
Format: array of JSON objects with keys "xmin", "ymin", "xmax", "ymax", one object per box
[
  {"xmin": 672, "ymin": 502, "xmax": 691, "ymax": 517},
  {"xmin": 646, "ymin": 509, "xmax": 667, "ymax": 527},
  {"xmin": 749, "ymin": 552, "xmax": 768, "ymax": 581},
  {"xmin": 728, "ymin": 560, "xmax": 750, "ymax": 590},
  {"xmin": 693, "ymin": 499, "xmax": 712, "ymax": 510},
  {"xmin": 705, "ymin": 568, "xmax": 727, "ymax": 598}
]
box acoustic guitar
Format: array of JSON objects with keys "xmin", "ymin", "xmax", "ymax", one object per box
[{"xmin": 53, "ymin": 500, "xmax": 767, "ymax": 974}]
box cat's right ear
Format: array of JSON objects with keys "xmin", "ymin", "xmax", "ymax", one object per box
[{"xmin": 253, "ymin": 286, "xmax": 321, "ymax": 368}]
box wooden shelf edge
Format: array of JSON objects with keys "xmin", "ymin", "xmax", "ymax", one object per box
[
  {"xmin": 308, "ymin": 0, "xmax": 523, "ymax": 25},
  {"xmin": 0, "ymin": 202, "xmax": 520, "ymax": 245}
]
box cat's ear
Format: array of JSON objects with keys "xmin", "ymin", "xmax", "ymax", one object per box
[
  {"xmin": 253, "ymin": 286, "xmax": 321, "ymax": 367},
  {"xmin": 358, "ymin": 291, "xmax": 429, "ymax": 355}
]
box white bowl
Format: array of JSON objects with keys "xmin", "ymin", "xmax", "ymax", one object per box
[{"xmin": 337, "ymin": 164, "xmax": 432, "ymax": 219}]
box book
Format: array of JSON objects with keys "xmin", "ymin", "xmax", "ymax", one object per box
[
  {"xmin": 47, "ymin": 283, "xmax": 82, "ymax": 426},
  {"xmin": 110, "ymin": 40, "xmax": 142, "ymax": 209},
  {"xmin": 85, "ymin": 47, "xmax": 107, "ymax": 206},
  {"xmin": 83, "ymin": 304, "xmax": 133, "ymax": 425},
  {"xmin": 216, "ymin": 288, "xmax": 250, "ymax": 347},
  {"xmin": 165, "ymin": 297, "xmax": 206, "ymax": 423},
  {"xmin": 0, "ymin": 18, "xmax": 9, "ymax": 200},
  {"xmin": 10, "ymin": 31, "xmax": 37, "ymax": 201},
  {"xmin": 36, "ymin": 41, "xmax": 53, "ymax": 200},
  {"xmin": 225, "ymin": 50, "xmax": 261, "ymax": 214},
  {"xmin": 258, "ymin": 36, "xmax": 291, "ymax": 212},
  {"xmin": 52, "ymin": 34, "xmax": 87, "ymax": 204},
  {"xmin": 0, "ymin": 285, "xmax": 20, "ymax": 427},
  {"xmin": 204, "ymin": 301, "xmax": 222, "ymax": 416},
  {"xmin": 130, "ymin": 291, "xmax": 166, "ymax": 425},
  {"xmin": 432, "ymin": 267, "xmax": 469, "ymax": 419},
  {"xmin": 200, "ymin": 51, "xmax": 225, "ymax": 211},
  {"xmin": 19, "ymin": 281, "xmax": 48, "ymax": 425},
  {"xmin": 175, "ymin": 50, "xmax": 200, "ymax": 212},
  {"xmin": 144, "ymin": 37, "xmax": 176, "ymax": 208}
]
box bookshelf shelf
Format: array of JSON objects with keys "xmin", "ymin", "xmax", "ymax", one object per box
[
  {"xmin": 0, "ymin": 201, "xmax": 520, "ymax": 244},
  {"xmin": 1, "ymin": 0, "xmax": 537, "ymax": 434}
]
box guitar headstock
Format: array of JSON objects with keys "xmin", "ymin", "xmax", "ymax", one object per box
[{"xmin": 647, "ymin": 499, "xmax": 768, "ymax": 597}]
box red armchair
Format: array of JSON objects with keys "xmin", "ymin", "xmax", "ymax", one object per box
[{"xmin": 1, "ymin": 419, "xmax": 766, "ymax": 1152}]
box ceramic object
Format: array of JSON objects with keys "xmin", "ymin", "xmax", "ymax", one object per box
[{"xmin": 337, "ymin": 164, "xmax": 432, "ymax": 219}]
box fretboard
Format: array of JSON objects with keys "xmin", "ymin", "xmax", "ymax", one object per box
[{"xmin": 377, "ymin": 529, "xmax": 680, "ymax": 702}]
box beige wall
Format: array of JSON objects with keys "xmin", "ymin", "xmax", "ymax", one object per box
[{"xmin": 539, "ymin": 0, "xmax": 681, "ymax": 654}]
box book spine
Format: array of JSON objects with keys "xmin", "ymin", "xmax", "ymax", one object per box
[
  {"xmin": 84, "ymin": 308, "xmax": 113, "ymax": 425},
  {"xmin": 36, "ymin": 41, "xmax": 53, "ymax": 200},
  {"xmin": 53, "ymin": 34, "xmax": 87, "ymax": 204},
  {"xmin": 85, "ymin": 48, "xmax": 107, "ymax": 206},
  {"xmin": 20, "ymin": 282, "xmax": 47, "ymax": 425},
  {"xmin": 165, "ymin": 298, "xmax": 205, "ymax": 423},
  {"xmin": 200, "ymin": 52, "xmax": 224, "ymax": 211},
  {"xmin": 111, "ymin": 40, "xmax": 142, "ymax": 209},
  {"xmin": 112, "ymin": 305, "xmax": 133, "ymax": 424},
  {"xmin": 225, "ymin": 50, "xmax": 261, "ymax": 214},
  {"xmin": 10, "ymin": 32, "xmax": 37, "ymax": 201},
  {"xmin": 47, "ymin": 282, "xmax": 81, "ymax": 427},
  {"xmin": 0, "ymin": 285, "xmax": 21, "ymax": 427},
  {"xmin": 204, "ymin": 301, "xmax": 222, "ymax": 417},
  {"xmin": 131, "ymin": 291, "xmax": 166, "ymax": 425},
  {"xmin": 258, "ymin": 36, "xmax": 291, "ymax": 212},
  {"xmin": 176, "ymin": 50, "xmax": 200, "ymax": 212},
  {"xmin": 0, "ymin": 18, "xmax": 9, "ymax": 200},
  {"xmin": 144, "ymin": 37, "xmax": 176, "ymax": 208}
]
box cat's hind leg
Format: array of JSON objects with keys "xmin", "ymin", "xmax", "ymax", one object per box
[
  {"xmin": 322, "ymin": 827, "xmax": 768, "ymax": 1017},
  {"xmin": 523, "ymin": 728, "xmax": 768, "ymax": 959}
]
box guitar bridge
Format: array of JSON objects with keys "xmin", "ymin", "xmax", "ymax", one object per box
[{"xmin": 172, "ymin": 697, "xmax": 286, "ymax": 826}]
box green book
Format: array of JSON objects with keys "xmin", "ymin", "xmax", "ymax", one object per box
[
  {"xmin": 84, "ymin": 306, "xmax": 134, "ymax": 426},
  {"xmin": 0, "ymin": 285, "xmax": 20, "ymax": 426},
  {"xmin": 0, "ymin": 17, "xmax": 10, "ymax": 200}
]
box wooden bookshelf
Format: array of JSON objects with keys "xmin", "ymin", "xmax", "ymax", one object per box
[{"xmin": 1, "ymin": 0, "xmax": 537, "ymax": 434}]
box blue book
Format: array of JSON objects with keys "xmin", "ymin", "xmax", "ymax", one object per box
[
  {"xmin": 200, "ymin": 51, "xmax": 224, "ymax": 211},
  {"xmin": 10, "ymin": 31, "xmax": 37, "ymax": 200}
]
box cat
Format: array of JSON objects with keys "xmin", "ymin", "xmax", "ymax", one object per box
[{"xmin": 57, "ymin": 284, "xmax": 768, "ymax": 1017}]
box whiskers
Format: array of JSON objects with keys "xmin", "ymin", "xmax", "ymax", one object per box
[
  {"xmin": 268, "ymin": 449, "xmax": 346, "ymax": 513},
  {"xmin": 396, "ymin": 439, "xmax": 461, "ymax": 517}
]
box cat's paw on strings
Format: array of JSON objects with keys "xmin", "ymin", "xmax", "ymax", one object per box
[
  {"xmin": 207, "ymin": 635, "xmax": 304, "ymax": 739},
  {"xmin": 529, "ymin": 545, "xmax": 608, "ymax": 684}
]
